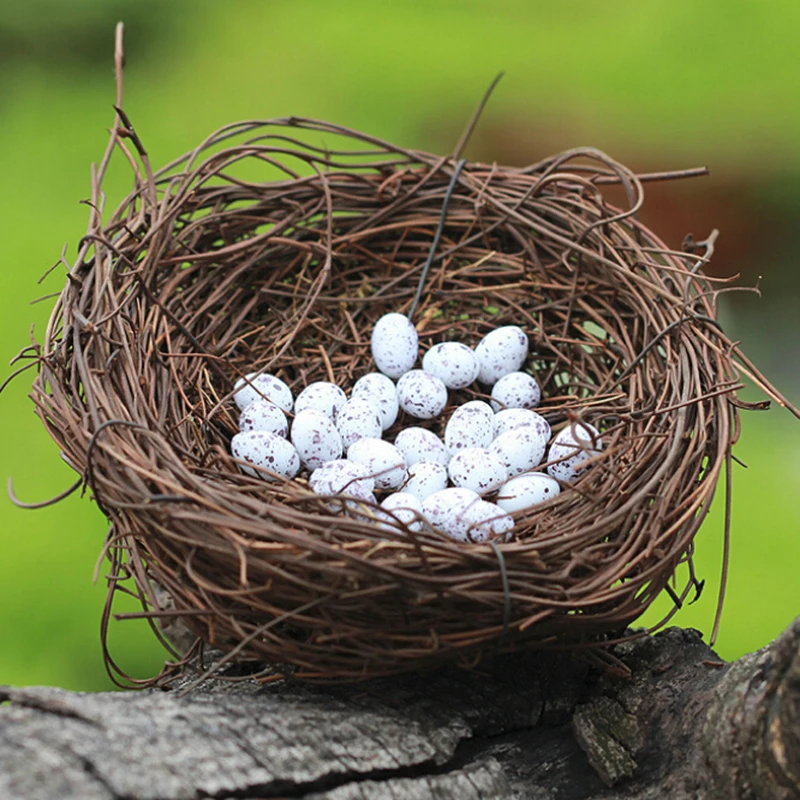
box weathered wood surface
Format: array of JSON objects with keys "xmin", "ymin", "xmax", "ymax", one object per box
[{"xmin": 1, "ymin": 618, "xmax": 797, "ymax": 799}]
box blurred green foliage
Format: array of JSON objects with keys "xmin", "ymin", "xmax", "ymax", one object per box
[{"xmin": 1, "ymin": 0, "xmax": 798, "ymax": 691}]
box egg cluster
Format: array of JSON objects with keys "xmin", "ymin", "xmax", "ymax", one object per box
[{"xmin": 230, "ymin": 312, "xmax": 602, "ymax": 543}]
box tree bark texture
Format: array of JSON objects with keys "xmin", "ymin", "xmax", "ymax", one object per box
[{"xmin": 1, "ymin": 618, "xmax": 798, "ymax": 800}]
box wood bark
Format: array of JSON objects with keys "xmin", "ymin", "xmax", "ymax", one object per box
[{"xmin": 1, "ymin": 618, "xmax": 797, "ymax": 799}]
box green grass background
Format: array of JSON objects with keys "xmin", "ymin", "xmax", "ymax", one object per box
[{"xmin": 1, "ymin": 0, "xmax": 798, "ymax": 691}]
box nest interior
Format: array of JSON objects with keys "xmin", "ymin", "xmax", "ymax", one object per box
[{"xmin": 29, "ymin": 117, "xmax": 790, "ymax": 683}]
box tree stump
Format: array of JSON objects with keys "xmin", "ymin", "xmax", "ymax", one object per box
[{"xmin": 1, "ymin": 618, "xmax": 798, "ymax": 799}]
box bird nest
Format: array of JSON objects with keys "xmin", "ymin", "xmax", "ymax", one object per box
[{"xmin": 28, "ymin": 113, "xmax": 790, "ymax": 685}]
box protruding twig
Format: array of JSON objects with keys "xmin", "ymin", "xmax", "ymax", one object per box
[{"xmin": 453, "ymin": 71, "xmax": 504, "ymax": 160}]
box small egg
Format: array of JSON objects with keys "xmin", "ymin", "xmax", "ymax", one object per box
[
  {"xmin": 460, "ymin": 500, "xmax": 515, "ymax": 543},
  {"xmin": 393, "ymin": 427, "xmax": 449, "ymax": 467},
  {"xmin": 493, "ymin": 408, "xmax": 551, "ymax": 441},
  {"xmin": 309, "ymin": 460, "xmax": 376, "ymax": 513},
  {"xmin": 490, "ymin": 371, "xmax": 541, "ymax": 412},
  {"xmin": 496, "ymin": 473, "xmax": 561, "ymax": 513},
  {"xmin": 309, "ymin": 459, "xmax": 376, "ymax": 496},
  {"xmin": 238, "ymin": 399, "xmax": 289, "ymax": 437},
  {"xmin": 371, "ymin": 312, "xmax": 419, "ymax": 379},
  {"xmin": 546, "ymin": 421, "xmax": 602, "ymax": 483},
  {"xmin": 444, "ymin": 400, "xmax": 494, "ymax": 455},
  {"xmin": 403, "ymin": 461, "xmax": 449, "ymax": 501},
  {"xmin": 352, "ymin": 372, "xmax": 399, "ymax": 431},
  {"xmin": 347, "ymin": 437, "xmax": 408, "ymax": 491},
  {"xmin": 475, "ymin": 326, "xmax": 529, "ymax": 385},
  {"xmin": 396, "ymin": 370, "xmax": 448, "ymax": 419},
  {"xmin": 336, "ymin": 397, "xmax": 383, "ymax": 450},
  {"xmin": 375, "ymin": 492, "xmax": 424, "ymax": 533},
  {"xmin": 290, "ymin": 409, "xmax": 343, "ymax": 469},
  {"xmin": 489, "ymin": 425, "xmax": 548, "ymax": 477},
  {"xmin": 421, "ymin": 342, "xmax": 480, "ymax": 389},
  {"xmin": 421, "ymin": 487, "xmax": 481, "ymax": 540},
  {"xmin": 294, "ymin": 381, "xmax": 347, "ymax": 421},
  {"xmin": 231, "ymin": 431, "xmax": 301, "ymax": 481},
  {"xmin": 448, "ymin": 447, "xmax": 508, "ymax": 496},
  {"xmin": 233, "ymin": 373, "xmax": 293, "ymax": 412}
]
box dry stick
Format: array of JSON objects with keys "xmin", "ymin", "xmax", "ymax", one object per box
[
  {"xmin": 710, "ymin": 449, "xmax": 733, "ymax": 645},
  {"xmin": 7, "ymin": 477, "xmax": 83, "ymax": 509},
  {"xmin": 452, "ymin": 71, "xmax": 505, "ymax": 161},
  {"xmin": 407, "ymin": 159, "xmax": 467, "ymax": 322},
  {"xmin": 407, "ymin": 72, "xmax": 504, "ymax": 322}
]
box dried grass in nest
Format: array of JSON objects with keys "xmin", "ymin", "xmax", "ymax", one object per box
[{"xmin": 20, "ymin": 56, "xmax": 799, "ymax": 686}]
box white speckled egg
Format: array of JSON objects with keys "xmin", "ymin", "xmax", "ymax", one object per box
[
  {"xmin": 490, "ymin": 371, "xmax": 541, "ymax": 412},
  {"xmin": 238, "ymin": 399, "xmax": 289, "ymax": 437},
  {"xmin": 393, "ymin": 427, "xmax": 449, "ymax": 467},
  {"xmin": 421, "ymin": 342, "xmax": 480, "ymax": 389},
  {"xmin": 460, "ymin": 500, "xmax": 515, "ymax": 543},
  {"xmin": 352, "ymin": 372, "xmax": 399, "ymax": 431},
  {"xmin": 403, "ymin": 461, "xmax": 449, "ymax": 501},
  {"xmin": 496, "ymin": 473, "xmax": 561, "ymax": 513},
  {"xmin": 493, "ymin": 408, "xmax": 551, "ymax": 441},
  {"xmin": 375, "ymin": 492, "xmax": 424, "ymax": 533},
  {"xmin": 448, "ymin": 447, "xmax": 508, "ymax": 495},
  {"xmin": 231, "ymin": 431, "xmax": 301, "ymax": 481},
  {"xmin": 475, "ymin": 326, "xmax": 529, "ymax": 385},
  {"xmin": 336, "ymin": 398, "xmax": 383, "ymax": 450},
  {"xmin": 290, "ymin": 409, "xmax": 343, "ymax": 469},
  {"xmin": 489, "ymin": 425, "xmax": 548, "ymax": 477},
  {"xmin": 421, "ymin": 487, "xmax": 481, "ymax": 540},
  {"xmin": 546, "ymin": 421, "xmax": 602, "ymax": 483},
  {"xmin": 233, "ymin": 373, "xmax": 293, "ymax": 413},
  {"xmin": 309, "ymin": 459, "xmax": 376, "ymax": 496},
  {"xmin": 309, "ymin": 459, "xmax": 376, "ymax": 512},
  {"xmin": 294, "ymin": 381, "xmax": 347, "ymax": 421},
  {"xmin": 444, "ymin": 401, "xmax": 494, "ymax": 455},
  {"xmin": 371, "ymin": 312, "xmax": 419, "ymax": 379},
  {"xmin": 396, "ymin": 370, "xmax": 448, "ymax": 420},
  {"xmin": 347, "ymin": 437, "xmax": 408, "ymax": 490}
]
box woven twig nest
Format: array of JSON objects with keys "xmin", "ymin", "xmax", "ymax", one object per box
[{"xmin": 31, "ymin": 116, "xmax": 788, "ymax": 683}]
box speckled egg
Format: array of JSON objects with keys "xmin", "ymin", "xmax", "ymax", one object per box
[
  {"xmin": 490, "ymin": 371, "xmax": 541, "ymax": 412},
  {"xmin": 238, "ymin": 398, "xmax": 289, "ymax": 437},
  {"xmin": 233, "ymin": 373, "xmax": 293, "ymax": 413},
  {"xmin": 403, "ymin": 461, "xmax": 449, "ymax": 501},
  {"xmin": 448, "ymin": 447, "xmax": 508, "ymax": 495},
  {"xmin": 489, "ymin": 425, "xmax": 548, "ymax": 477},
  {"xmin": 309, "ymin": 459, "xmax": 376, "ymax": 496},
  {"xmin": 336, "ymin": 397, "xmax": 383, "ymax": 450},
  {"xmin": 309, "ymin": 459, "xmax": 376, "ymax": 511},
  {"xmin": 393, "ymin": 427, "xmax": 449, "ymax": 467},
  {"xmin": 347, "ymin": 437, "xmax": 408, "ymax": 490},
  {"xmin": 290, "ymin": 409, "xmax": 343, "ymax": 469},
  {"xmin": 421, "ymin": 341, "xmax": 480, "ymax": 389},
  {"xmin": 493, "ymin": 408, "xmax": 551, "ymax": 441},
  {"xmin": 396, "ymin": 370, "xmax": 448, "ymax": 420},
  {"xmin": 496, "ymin": 473, "xmax": 561, "ymax": 513},
  {"xmin": 230, "ymin": 430, "xmax": 301, "ymax": 481},
  {"xmin": 546, "ymin": 421, "xmax": 602, "ymax": 483},
  {"xmin": 460, "ymin": 500, "xmax": 515, "ymax": 543},
  {"xmin": 351, "ymin": 372, "xmax": 399, "ymax": 431},
  {"xmin": 444, "ymin": 400, "xmax": 494, "ymax": 455},
  {"xmin": 375, "ymin": 492, "xmax": 424, "ymax": 533},
  {"xmin": 371, "ymin": 312, "xmax": 419, "ymax": 379},
  {"xmin": 421, "ymin": 487, "xmax": 481, "ymax": 540},
  {"xmin": 294, "ymin": 381, "xmax": 347, "ymax": 421},
  {"xmin": 475, "ymin": 326, "xmax": 529, "ymax": 385}
]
